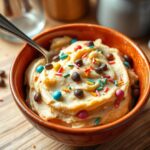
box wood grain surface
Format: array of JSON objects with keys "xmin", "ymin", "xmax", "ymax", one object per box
[{"xmin": 0, "ymin": 0, "xmax": 150, "ymax": 149}]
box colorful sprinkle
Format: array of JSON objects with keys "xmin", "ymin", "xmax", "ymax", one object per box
[
  {"xmin": 96, "ymin": 86, "xmax": 103, "ymax": 91},
  {"xmin": 76, "ymin": 110, "xmax": 88, "ymax": 119},
  {"xmin": 89, "ymin": 45, "xmax": 94, "ymax": 48},
  {"xmin": 59, "ymin": 53, "xmax": 68, "ymax": 60},
  {"xmin": 68, "ymin": 64, "xmax": 74, "ymax": 68},
  {"xmin": 58, "ymin": 67, "xmax": 64, "ymax": 73},
  {"xmin": 94, "ymin": 117, "xmax": 101, "ymax": 126},
  {"xmin": 52, "ymin": 90, "xmax": 62, "ymax": 100},
  {"xmin": 68, "ymin": 86, "xmax": 72, "ymax": 90},
  {"xmin": 96, "ymin": 90, "xmax": 100, "ymax": 96},
  {"xmin": 108, "ymin": 61, "xmax": 115, "ymax": 65},
  {"xmin": 71, "ymin": 38, "xmax": 77, "ymax": 44},
  {"xmin": 82, "ymin": 52, "xmax": 89, "ymax": 58},
  {"xmin": 34, "ymin": 76, "xmax": 39, "ymax": 82},
  {"xmin": 36, "ymin": 65, "xmax": 44, "ymax": 73},
  {"xmin": 74, "ymin": 45, "xmax": 82, "ymax": 51},
  {"xmin": 123, "ymin": 55, "xmax": 133, "ymax": 66},
  {"xmin": 114, "ymin": 80, "xmax": 118, "ymax": 86},
  {"xmin": 104, "ymin": 87, "xmax": 109, "ymax": 92},
  {"xmin": 90, "ymin": 92, "xmax": 97, "ymax": 97},
  {"xmin": 87, "ymin": 78, "xmax": 95, "ymax": 83},
  {"xmin": 54, "ymin": 63, "xmax": 61, "ymax": 71},
  {"xmin": 96, "ymin": 49, "xmax": 103, "ymax": 53},
  {"xmin": 62, "ymin": 87, "xmax": 70, "ymax": 93},
  {"xmin": 123, "ymin": 61, "xmax": 130, "ymax": 68},
  {"xmin": 55, "ymin": 73, "xmax": 62, "ymax": 76},
  {"xmin": 63, "ymin": 73, "xmax": 70, "ymax": 78}
]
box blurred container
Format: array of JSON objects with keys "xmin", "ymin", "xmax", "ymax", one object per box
[
  {"xmin": 0, "ymin": 0, "xmax": 45, "ymax": 42},
  {"xmin": 43, "ymin": 0, "xmax": 89, "ymax": 21},
  {"xmin": 97, "ymin": 0, "xmax": 150, "ymax": 38}
]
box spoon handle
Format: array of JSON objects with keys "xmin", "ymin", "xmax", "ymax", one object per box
[{"xmin": 0, "ymin": 14, "xmax": 48, "ymax": 59}]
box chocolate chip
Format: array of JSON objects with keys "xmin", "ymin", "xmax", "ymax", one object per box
[
  {"xmin": 95, "ymin": 63, "xmax": 108, "ymax": 74},
  {"xmin": 52, "ymin": 55, "xmax": 59, "ymax": 62},
  {"xmin": 74, "ymin": 89, "xmax": 84, "ymax": 98},
  {"xmin": 71, "ymin": 72, "xmax": 81, "ymax": 82},
  {"xmin": 106, "ymin": 53, "xmax": 114, "ymax": 61},
  {"xmin": 34, "ymin": 93, "xmax": 41, "ymax": 103},
  {"xmin": 123, "ymin": 55, "xmax": 133, "ymax": 66},
  {"xmin": 75, "ymin": 59, "xmax": 83, "ymax": 67},
  {"xmin": 0, "ymin": 77, "xmax": 6, "ymax": 87},
  {"xmin": 0, "ymin": 70, "xmax": 6, "ymax": 78},
  {"xmin": 100, "ymin": 63, "xmax": 108, "ymax": 71},
  {"xmin": 45, "ymin": 63, "xmax": 53, "ymax": 70}
]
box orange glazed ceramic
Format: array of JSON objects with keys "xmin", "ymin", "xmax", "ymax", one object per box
[{"xmin": 10, "ymin": 24, "xmax": 150, "ymax": 146}]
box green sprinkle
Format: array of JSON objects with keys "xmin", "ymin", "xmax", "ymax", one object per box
[
  {"xmin": 63, "ymin": 73, "xmax": 70, "ymax": 78},
  {"xmin": 96, "ymin": 49, "xmax": 103, "ymax": 54},
  {"xmin": 98, "ymin": 79, "xmax": 104, "ymax": 87},
  {"xmin": 94, "ymin": 117, "xmax": 101, "ymax": 126},
  {"xmin": 97, "ymin": 86, "xmax": 103, "ymax": 91},
  {"xmin": 123, "ymin": 61, "xmax": 130, "ymax": 68},
  {"xmin": 102, "ymin": 78, "xmax": 107, "ymax": 85},
  {"xmin": 59, "ymin": 53, "xmax": 68, "ymax": 60},
  {"xmin": 87, "ymin": 78, "xmax": 95, "ymax": 83},
  {"xmin": 68, "ymin": 86, "xmax": 72, "ymax": 90},
  {"xmin": 114, "ymin": 80, "xmax": 118, "ymax": 86},
  {"xmin": 68, "ymin": 64, "xmax": 74, "ymax": 67}
]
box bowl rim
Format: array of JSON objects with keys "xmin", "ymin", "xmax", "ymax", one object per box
[{"xmin": 10, "ymin": 23, "xmax": 150, "ymax": 133}]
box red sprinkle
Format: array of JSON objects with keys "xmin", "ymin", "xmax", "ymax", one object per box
[
  {"xmin": 82, "ymin": 52, "xmax": 89, "ymax": 58},
  {"xmin": 58, "ymin": 67, "xmax": 64, "ymax": 73},
  {"xmin": 74, "ymin": 45, "xmax": 82, "ymax": 51},
  {"xmin": 85, "ymin": 68, "xmax": 91, "ymax": 73},
  {"xmin": 102, "ymin": 74, "xmax": 111, "ymax": 79},
  {"xmin": 55, "ymin": 73, "xmax": 62, "ymax": 76},
  {"xmin": 76, "ymin": 110, "xmax": 88, "ymax": 119},
  {"xmin": 104, "ymin": 87, "xmax": 109, "ymax": 92},
  {"xmin": 108, "ymin": 61, "xmax": 115, "ymax": 65},
  {"xmin": 108, "ymin": 78, "xmax": 114, "ymax": 83}
]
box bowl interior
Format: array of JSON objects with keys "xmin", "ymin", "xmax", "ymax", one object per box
[{"xmin": 11, "ymin": 24, "xmax": 150, "ymax": 130}]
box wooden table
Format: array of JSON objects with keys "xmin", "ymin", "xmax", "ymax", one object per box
[{"xmin": 0, "ymin": 2, "xmax": 150, "ymax": 150}]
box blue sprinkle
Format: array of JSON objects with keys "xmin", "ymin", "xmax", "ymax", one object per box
[
  {"xmin": 59, "ymin": 52, "xmax": 68, "ymax": 60},
  {"xmin": 52, "ymin": 90, "xmax": 62, "ymax": 100},
  {"xmin": 36, "ymin": 65, "xmax": 44, "ymax": 73},
  {"xmin": 94, "ymin": 117, "xmax": 101, "ymax": 126},
  {"xmin": 123, "ymin": 61, "xmax": 130, "ymax": 68},
  {"xmin": 71, "ymin": 38, "xmax": 77, "ymax": 44},
  {"xmin": 89, "ymin": 45, "xmax": 94, "ymax": 48}
]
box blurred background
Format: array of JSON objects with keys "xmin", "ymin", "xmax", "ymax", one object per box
[{"xmin": 0, "ymin": 0, "xmax": 150, "ymax": 150}]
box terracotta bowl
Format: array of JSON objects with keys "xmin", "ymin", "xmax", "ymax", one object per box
[{"xmin": 10, "ymin": 24, "xmax": 150, "ymax": 146}]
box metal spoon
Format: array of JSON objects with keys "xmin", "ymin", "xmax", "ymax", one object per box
[{"xmin": 0, "ymin": 13, "xmax": 51, "ymax": 63}]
